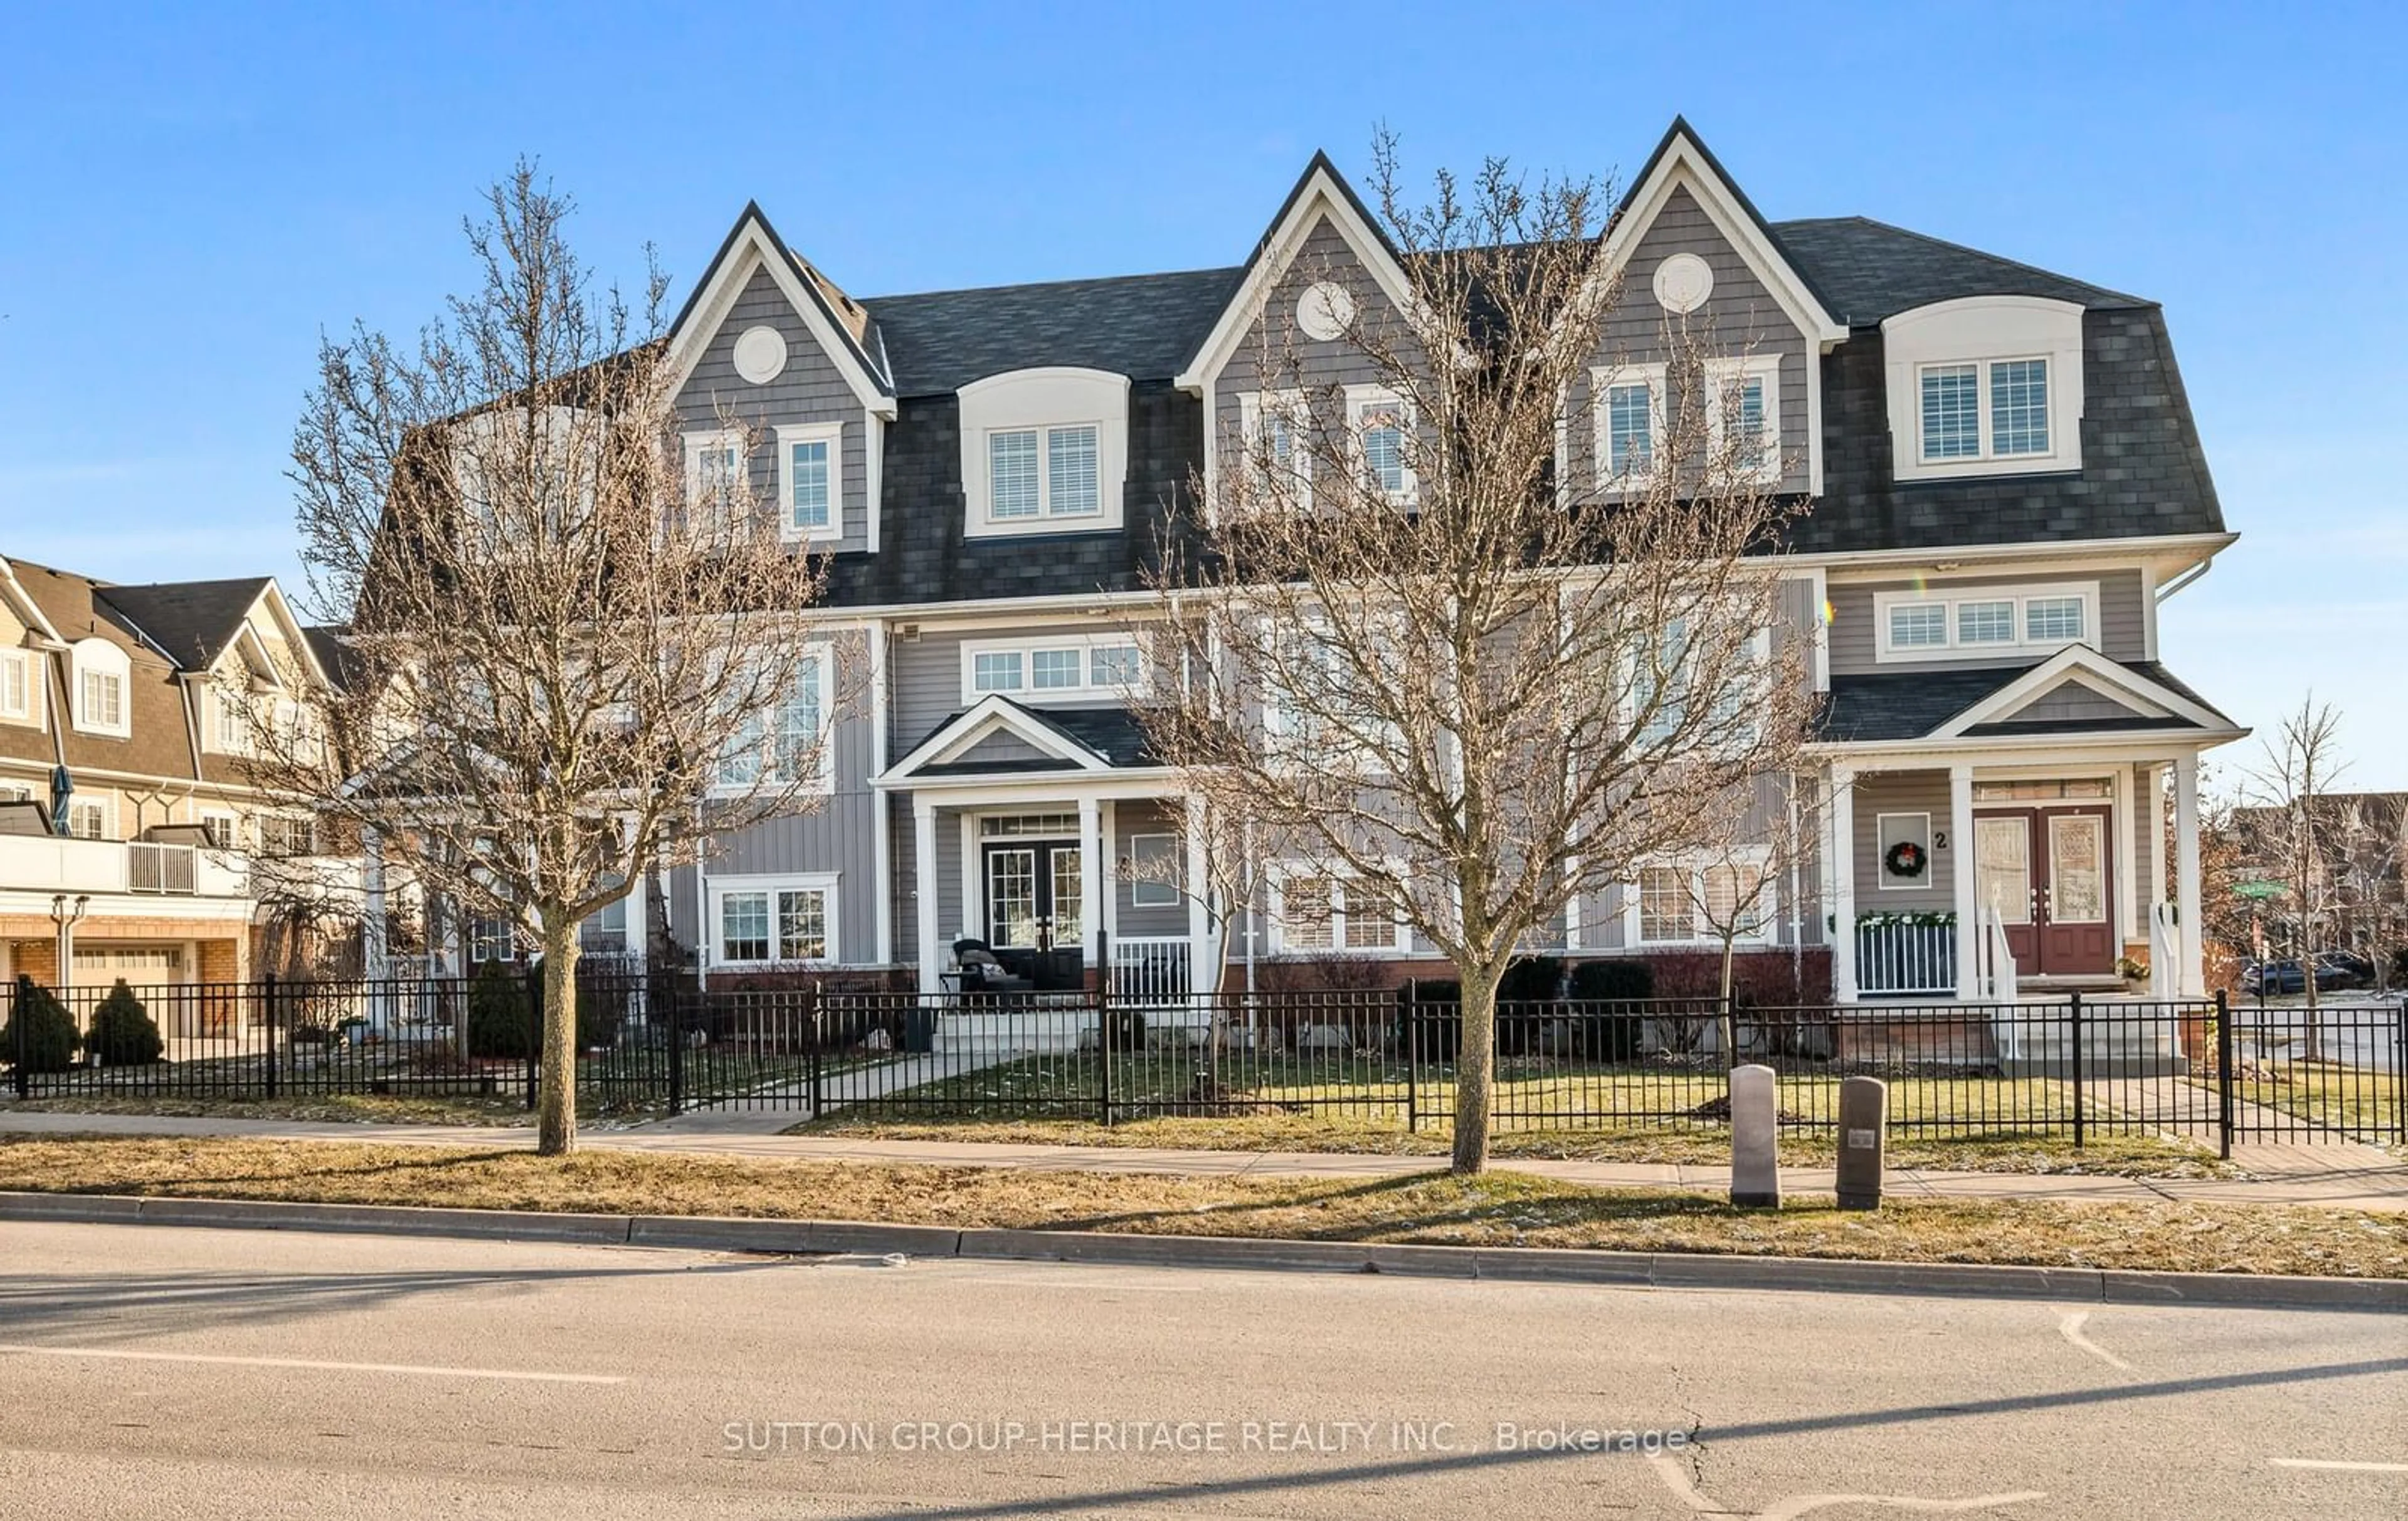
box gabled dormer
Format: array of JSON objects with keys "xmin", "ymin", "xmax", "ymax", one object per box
[{"xmin": 663, "ymin": 204, "xmax": 898, "ymax": 554}]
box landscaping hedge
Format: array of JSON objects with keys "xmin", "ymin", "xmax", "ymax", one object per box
[
  {"xmin": 4, "ymin": 979, "xmax": 81, "ymax": 1074},
  {"xmin": 87, "ymin": 979, "xmax": 164, "ymax": 1066}
]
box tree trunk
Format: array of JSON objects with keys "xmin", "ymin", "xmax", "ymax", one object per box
[
  {"xmin": 1719, "ymin": 938, "xmax": 1740, "ymax": 1070},
  {"xmin": 1450, "ymin": 964, "xmax": 1500, "ymax": 1176},
  {"xmin": 537, "ymin": 917, "xmax": 580, "ymax": 1154}
]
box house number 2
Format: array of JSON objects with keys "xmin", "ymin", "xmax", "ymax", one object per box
[{"xmin": 1932, "ymin": 830, "xmax": 1950, "ymax": 850}]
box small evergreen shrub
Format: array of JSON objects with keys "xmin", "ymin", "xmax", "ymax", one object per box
[
  {"xmin": 1496, "ymin": 955, "xmax": 1565, "ymax": 1057},
  {"xmin": 1568, "ymin": 960, "xmax": 1653, "ymax": 1062},
  {"xmin": 4, "ymin": 979, "xmax": 81, "ymax": 1074},
  {"xmin": 464, "ymin": 960, "xmax": 536, "ymax": 1060},
  {"xmin": 1395, "ymin": 979, "xmax": 1462, "ymax": 1063},
  {"xmin": 87, "ymin": 979, "xmax": 164, "ymax": 1066}
]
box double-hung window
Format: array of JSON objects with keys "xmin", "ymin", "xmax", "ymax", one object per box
[
  {"xmin": 684, "ymin": 430, "xmax": 745, "ymax": 522},
  {"xmin": 214, "ymin": 688, "xmax": 248, "ymax": 752},
  {"xmin": 716, "ymin": 652, "xmax": 833, "ymax": 792},
  {"xmin": 1917, "ymin": 358, "xmax": 2053, "ymax": 464},
  {"xmin": 713, "ymin": 876, "xmax": 836, "ymax": 965},
  {"xmin": 70, "ymin": 640, "xmax": 130, "ymax": 737},
  {"xmin": 1592, "ymin": 364, "xmax": 1666, "ymax": 488},
  {"xmin": 1634, "ymin": 862, "xmax": 1771, "ymax": 944},
  {"xmin": 257, "ymin": 815, "xmax": 316, "ymax": 856},
  {"xmin": 1271, "ymin": 867, "xmax": 1400, "ymax": 953},
  {"xmin": 1704, "ymin": 357, "xmax": 1782, "ymax": 485},
  {"xmin": 987, "ymin": 424, "xmax": 1101, "ymax": 522},
  {"xmin": 1343, "ymin": 386, "xmax": 1415, "ymax": 503},
  {"xmin": 0, "ymin": 650, "xmax": 28, "ymax": 721},
  {"xmin": 1237, "ymin": 391, "xmax": 1313, "ymax": 513},
  {"xmin": 67, "ymin": 799, "xmax": 108, "ymax": 840},
  {"xmin": 775, "ymin": 423, "xmax": 843, "ymax": 541}
]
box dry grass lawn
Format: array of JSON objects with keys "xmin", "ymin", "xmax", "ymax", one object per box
[{"xmin": 0, "ymin": 1134, "xmax": 2396, "ymax": 1278}]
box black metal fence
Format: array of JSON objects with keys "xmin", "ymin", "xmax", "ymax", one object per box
[{"xmin": 6, "ymin": 971, "xmax": 2404, "ymax": 1152}]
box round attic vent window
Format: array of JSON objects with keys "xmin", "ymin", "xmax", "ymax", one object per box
[
  {"xmin": 1651, "ymin": 253, "xmax": 1714, "ymax": 315},
  {"xmin": 1296, "ymin": 281, "xmax": 1356, "ymax": 342},
  {"xmin": 732, "ymin": 325, "xmax": 789, "ymax": 384}
]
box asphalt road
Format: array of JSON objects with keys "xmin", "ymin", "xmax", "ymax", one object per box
[{"xmin": 1, "ymin": 1222, "xmax": 2403, "ymax": 1519}]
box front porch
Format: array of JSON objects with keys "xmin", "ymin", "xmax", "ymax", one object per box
[{"xmin": 1830, "ymin": 752, "xmax": 2207, "ymax": 1002}]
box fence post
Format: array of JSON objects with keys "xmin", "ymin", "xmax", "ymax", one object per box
[
  {"xmin": 1405, "ymin": 992, "xmax": 1420, "ymax": 1133},
  {"xmin": 666, "ymin": 980, "xmax": 685, "ymax": 1117},
  {"xmin": 1097, "ymin": 964, "xmax": 1114, "ymax": 1127},
  {"xmin": 523, "ymin": 967, "xmax": 542, "ymax": 1112},
  {"xmin": 261, "ymin": 971, "xmax": 279, "ymax": 1100},
  {"xmin": 2215, "ymin": 989, "xmax": 2234, "ymax": 1160},
  {"xmin": 2068, "ymin": 991, "xmax": 2085, "ymax": 1150},
  {"xmin": 809, "ymin": 999, "xmax": 825, "ymax": 1120},
  {"xmin": 11, "ymin": 974, "xmax": 29, "ymax": 1099},
  {"xmin": 2395, "ymin": 994, "xmax": 2407, "ymax": 1145}
]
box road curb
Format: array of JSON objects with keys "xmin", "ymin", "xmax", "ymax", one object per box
[{"xmin": 2, "ymin": 1190, "xmax": 2401, "ymax": 1312}]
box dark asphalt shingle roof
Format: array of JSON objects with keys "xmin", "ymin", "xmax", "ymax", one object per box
[
  {"xmin": 94, "ymin": 577, "xmax": 270, "ymax": 670},
  {"xmin": 1817, "ymin": 658, "xmax": 2233, "ymax": 744},
  {"xmin": 1769, "ymin": 218, "xmax": 2148, "ymax": 327},
  {"xmin": 868, "ymin": 268, "xmax": 1244, "ymax": 397},
  {"xmin": 902, "ymin": 700, "xmax": 1161, "ymax": 776}
]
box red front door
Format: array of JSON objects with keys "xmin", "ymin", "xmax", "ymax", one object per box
[{"xmin": 1973, "ymin": 806, "xmax": 2115, "ymax": 977}]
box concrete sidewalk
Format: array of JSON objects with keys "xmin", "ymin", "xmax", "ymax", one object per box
[{"xmin": 5, "ymin": 1108, "xmax": 2405, "ymax": 1210}]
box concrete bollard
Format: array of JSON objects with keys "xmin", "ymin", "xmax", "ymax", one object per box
[
  {"xmin": 1728, "ymin": 1063, "xmax": 1780, "ymax": 1208},
  {"xmin": 1837, "ymin": 1075, "xmax": 1888, "ymax": 1210}
]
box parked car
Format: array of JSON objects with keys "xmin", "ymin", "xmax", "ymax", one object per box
[{"xmin": 2241, "ymin": 957, "xmax": 2364, "ymax": 996}]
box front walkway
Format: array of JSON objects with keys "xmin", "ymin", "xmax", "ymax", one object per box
[{"xmin": 3, "ymin": 1110, "xmax": 2402, "ymax": 1211}]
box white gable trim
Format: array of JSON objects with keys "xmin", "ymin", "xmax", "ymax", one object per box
[
  {"xmin": 882, "ymin": 695, "xmax": 1111, "ymax": 782},
  {"xmin": 1593, "ymin": 130, "xmax": 1845, "ymax": 349},
  {"xmin": 1933, "ymin": 646, "xmax": 2227, "ymax": 738},
  {"xmin": 0, "ymin": 557, "xmax": 63, "ymax": 645},
  {"xmin": 1176, "ymin": 164, "xmax": 1418, "ymax": 394},
  {"xmin": 663, "ymin": 218, "xmax": 897, "ymax": 418}
]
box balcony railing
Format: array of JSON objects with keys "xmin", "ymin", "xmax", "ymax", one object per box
[
  {"xmin": 0, "ymin": 833, "xmax": 248, "ymax": 898},
  {"xmin": 128, "ymin": 842, "xmax": 198, "ymax": 894}
]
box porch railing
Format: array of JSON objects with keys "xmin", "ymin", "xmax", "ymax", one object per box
[
  {"xmin": 1109, "ymin": 936, "xmax": 1193, "ymax": 1007},
  {"xmin": 1854, "ymin": 917, "xmax": 1955, "ymax": 995}
]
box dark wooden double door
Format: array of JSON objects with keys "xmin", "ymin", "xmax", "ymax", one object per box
[
  {"xmin": 1972, "ymin": 805, "xmax": 2115, "ymax": 977},
  {"xmin": 982, "ymin": 840, "xmax": 1085, "ymax": 991}
]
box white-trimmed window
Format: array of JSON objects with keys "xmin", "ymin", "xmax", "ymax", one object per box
[
  {"xmin": 1882, "ymin": 297, "xmax": 2084, "ymax": 482},
  {"xmin": 468, "ymin": 915, "xmax": 515, "ymax": 964},
  {"xmin": 682, "ymin": 428, "xmax": 747, "ymax": 525},
  {"xmin": 1127, "ymin": 833, "xmax": 1181, "ymax": 907},
  {"xmin": 211, "ymin": 685, "xmax": 250, "ymax": 752},
  {"xmin": 1259, "ymin": 619, "xmax": 1402, "ymax": 771},
  {"xmin": 583, "ymin": 891, "xmax": 630, "ymax": 952},
  {"xmin": 1592, "ymin": 363, "xmax": 1666, "ymax": 487},
  {"xmin": 0, "ymin": 649, "xmax": 29, "ymax": 721},
  {"xmin": 66, "ymin": 797, "xmax": 110, "ymax": 841},
  {"xmin": 710, "ymin": 874, "xmax": 838, "ymax": 966},
  {"xmin": 0, "ymin": 781, "xmax": 33, "ymax": 803},
  {"xmin": 1343, "ymin": 385, "xmax": 1417, "ymax": 503},
  {"xmin": 1876, "ymin": 813, "xmax": 1933, "ymax": 891},
  {"xmin": 1237, "ymin": 390, "xmax": 1313, "ymax": 512},
  {"xmin": 1873, "ymin": 582, "xmax": 2098, "ymax": 662},
  {"xmin": 716, "ymin": 651, "xmax": 833, "ymax": 793},
  {"xmin": 1704, "ymin": 356, "xmax": 1782, "ymax": 485},
  {"xmin": 1269, "ymin": 865, "xmax": 1401, "ymax": 954},
  {"xmin": 775, "ymin": 422, "xmax": 843, "ymax": 541},
  {"xmin": 257, "ymin": 814, "xmax": 317, "ymax": 857},
  {"xmin": 198, "ymin": 810, "xmax": 238, "ymax": 850},
  {"xmin": 1916, "ymin": 357, "xmax": 2054, "ymax": 464},
  {"xmin": 959, "ymin": 634, "xmax": 1147, "ymax": 705},
  {"xmin": 1633, "ymin": 860, "xmax": 1774, "ymax": 945},
  {"xmin": 70, "ymin": 639, "xmax": 129, "ymax": 737},
  {"xmin": 959, "ymin": 369, "xmax": 1130, "ymax": 537}
]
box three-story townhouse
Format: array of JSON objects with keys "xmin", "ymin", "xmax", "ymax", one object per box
[{"xmin": 515, "ymin": 119, "xmax": 2237, "ymax": 1008}]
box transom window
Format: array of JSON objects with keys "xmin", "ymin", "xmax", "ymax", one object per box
[
  {"xmin": 1873, "ymin": 583, "xmax": 2098, "ymax": 661},
  {"xmin": 961, "ymin": 634, "xmax": 1147, "ymax": 704},
  {"xmin": 713, "ymin": 878, "xmax": 835, "ymax": 965},
  {"xmin": 1917, "ymin": 358, "xmax": 2053, "ymax": 463},
  {"xmin": 1271, "ymin": 868, "xmax": 1400, "ymax": 953},
  {"xmin": 988, "ymin": 424, "xmax": 1101, "ymax": 522}
]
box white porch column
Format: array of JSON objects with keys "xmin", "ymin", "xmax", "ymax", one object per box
[
  {"xmin": 913, "ymin": 798, "xmax": 941, "ymax": 995},
  {"xmin": 1950, "ymin": 763, "xmax": 1980, "ymax": 1001},
  {"xmin": 1183, "ymin": 794, "xmax": 1212, "ymax": 997},
  {"xmin": 1830, "ymin": 764, "xmax": 1858, "ymax": 1002},
  {"xmin": 2174, "ymin": 753, "xmax": 2204, "ymax": 996},
  {"xmin": 361, "ymin": 829, "xmax": 390, "ymax": 983},
  {"xmin": 1077, "ymin": 797, "xmax": 1103, "ymax": 974}
]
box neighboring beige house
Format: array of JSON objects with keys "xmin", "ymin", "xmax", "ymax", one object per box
[{"xmin": 0, "ymin": 550, "xmax": 356, "ymax": 995}]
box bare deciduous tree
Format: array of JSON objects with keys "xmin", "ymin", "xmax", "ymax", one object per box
[
  {"xmin": 2241, "ymin": 697, "xmax": 2347, "ymax": 1050},
  {"xmin": 1666, "ymin": 772, "xmax": 1820, "ymax": 1062},
  {"xmin": 1140, "ymin": 140, "xmax": 1818, "ymax": 1174},
  {"xmin": 267, "ymin": 164, "xmax": 848, "ymax": 1154}
]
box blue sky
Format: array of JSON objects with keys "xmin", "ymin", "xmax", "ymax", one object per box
[{"xmin": 3, "ymin": 2, "xmax": 2400, "ymax": 786}]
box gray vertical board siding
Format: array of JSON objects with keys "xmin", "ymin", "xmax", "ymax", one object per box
[
  {"xmin": 1209, "ymin": 216, "xmax": 1410, "ymax": 468},
  {"xmin": 1854, "ymin": 770, "xmax": 1955, "ymax": 913},
  {"xmin": 1110, "ymin": 798, "xmax": 1189, "ymax": 937},
  {"xmin": 675, "ymin": 266, "xmax": 871, "ymax": 550},
  {"xmin": 1775, "ymin": 574, "xmax": 1820, "ymax": 680},
  {"xmin": 1568, "ymin": 185, "xmax": 1814, "ymax": 498},
  {"xmin": 1825, "ymin": 567, "xmax": 2148, "ymax": 676},
  {"xmin": 934, "ymin": 806, "xmax": 966, "ymax": 944},
  {"xmin": 2131, "ymin": 761, "xmax": 2157, "ymax": 939},
  {"xmin": 697, "ymin": 682, "xmax": 883, "ymax": 962},
  {"xmin": 891, "ymin": 794, "xmax": 919, "ymax": 957}
]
